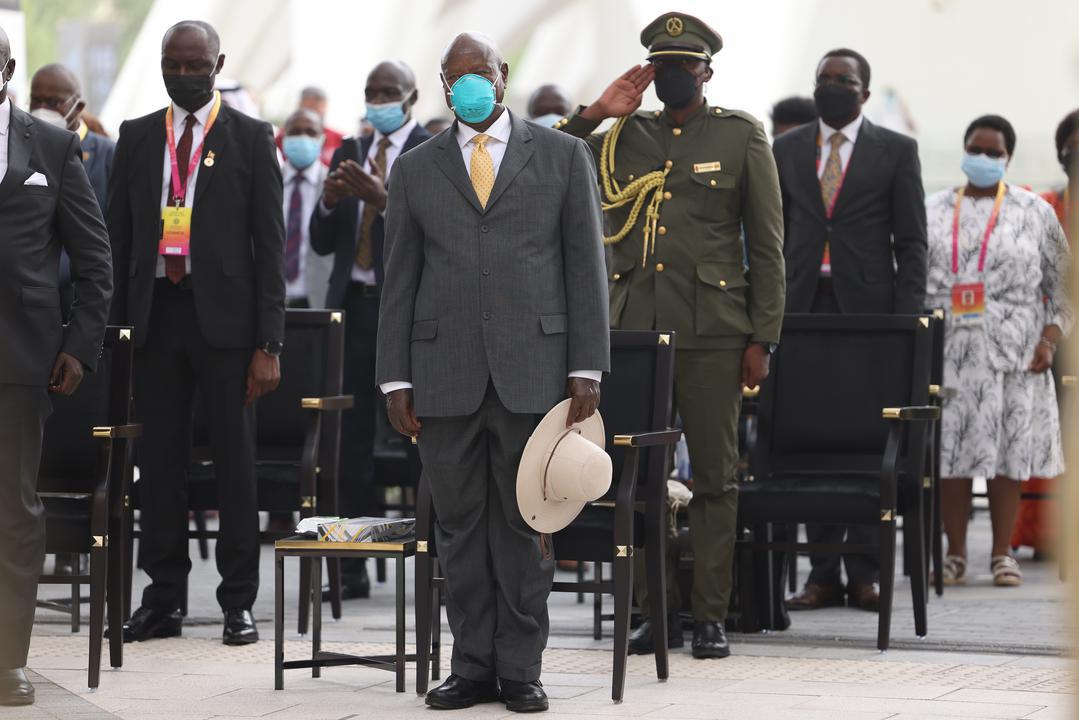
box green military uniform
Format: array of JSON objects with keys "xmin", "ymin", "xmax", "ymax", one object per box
[{"xmin": 558, "ymin": 12, "xmax": 785, "ymax": 623}]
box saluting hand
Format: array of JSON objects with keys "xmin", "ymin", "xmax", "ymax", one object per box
[{"xmin": 583, "ymin": 64, "xmax": 656, "ymax": 121}]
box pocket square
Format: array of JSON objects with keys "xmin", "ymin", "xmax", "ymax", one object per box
[{"xmin": 24, "ymin": 172, "xmax": 48, "ymax": 187}]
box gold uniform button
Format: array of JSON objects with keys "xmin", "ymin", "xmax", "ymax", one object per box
[
  {"xmin": 672, "ymin": 128, "xmax": 682, "ymax": 136},
  {"xmin": 709, "ymin": 179, "xmax": 717, "ymax": 187},
  {"xmin": 656, "ymin": 263, "xmax": 665, "ymax": 272},
  {"xmin": 654, "ymin": 110, "xmax": 661, "ymax": 118},
  {"xmin": 658, "ymin": 226, "xmax": 667, "ymax": 235},
  {"xmin": 719, "ymin": 280, "xmax": 727, "ymax": 288},
  {"xmin": 612, "ymin": 273, "xmax": 621, "ymax": 281},
  {"xmin": 628, "ymin": 174, "xmax": 635, "ymax": 181},
  {"xmin": 663, "ymin": 191, "xmax": 672, "ymax": 200},
  {"xmin": 664, "ymin": 160, "xmax": 673, "ymax": 169}
]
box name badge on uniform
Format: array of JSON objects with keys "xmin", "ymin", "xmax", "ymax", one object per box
[
  {"xmin": 951, "ymin": 282, "xmax": 985, "ymax": 325},
  {"xmin": 693, "ymin": 161, "xmax": 722, "ymax": 173},
  {"xmin": 159, "ymin": 206, "xmax": 193, "ymax": 257}
]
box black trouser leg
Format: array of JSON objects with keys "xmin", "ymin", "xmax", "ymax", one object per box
[
  {"xmin": 842, "ymin": 524, "xmax": 880, "ymax": 586},
  {"xmin": 0, "ymin": 385, "xmax": 50, "ymax": 668},
  {"xmin": 338, "ymin": 285, "xmax": 379, "ymax": 580},
  {"xmin": 805, "ymin": 524, "xmax": 845, "ymax": 588},
  {"xmin": 135, "ymin": 283, "xmax": 197, "ymax": 612}
]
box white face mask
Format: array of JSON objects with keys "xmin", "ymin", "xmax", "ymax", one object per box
[{"xmin": 30, "ymin": 107, "xmax": 69, "ymax": 129}]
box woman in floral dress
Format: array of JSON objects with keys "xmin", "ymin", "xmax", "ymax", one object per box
[{"xmin": 925, "ymin": 115, "xmax": 1072, "ymax": 587}]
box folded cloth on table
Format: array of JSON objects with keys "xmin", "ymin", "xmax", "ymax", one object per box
[{"xmin": 317, "ymin": 516, "xmax": 416, "ymax": 543}]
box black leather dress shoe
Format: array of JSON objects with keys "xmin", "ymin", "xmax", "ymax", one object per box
[
  {"xmin": 691, "ymin": 621, "xmax": 731, "ymax": 659},
  {"xmin": 627, "ymin": 613, "xmax": 683, "ymax": 655},
  {"xmin": 500, "ymin": 679, "xmax": 548, "ymax": 713},
  {"xmin": 321, "ymin": 569, "xmax": 371, "ymax": 601},
  {"xmin": 222, "ymin": 609, "xmax": 259, "ymax": 645},
  {"xmin": 119, "ymin": 606, "xmax": 182, "ymax": 643},
  {"xmin": 0, "ymin": 668, "xmax": 34, "ymax": 707},
  {"xmin": 425, "ymin": 674, "xmax": 499, "ymax": 709}
]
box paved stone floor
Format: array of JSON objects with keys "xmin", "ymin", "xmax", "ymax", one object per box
[{"xmin": 9, "ymin": 507, "xmax": 1074, "ymax": 719}]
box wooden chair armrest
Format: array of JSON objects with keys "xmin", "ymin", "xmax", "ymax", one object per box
[
  {"xmin": 92, "ymin": 423, "xmax": 143, "ymax": 439},
  {"xmin": 882, "ymin": 406, "xmax": 940, "ymax": 421},
  {"xmin": 928, "ymin": 384, "xmax": 957, "ymax": 400},
  {"xmin": 301, "ymin": 395, "xmax": 354, "ymax": 411},
  {"xmin": 612, "ymin": 428, "xmax": 682, "ymax": 447}
]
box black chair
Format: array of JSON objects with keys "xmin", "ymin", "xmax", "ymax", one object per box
[
  {"xmin": 129, "ymin": 310, "xmax": 351, "ymax": 634},
  {"xmin": 38, "ymin": 326, "xmax": 141, "ymax": 689},
  {"xmin": 414, "ymin": 329, "xmax": 680, "ymax": 703},
  {"xmin": 737, "ymin": 314, "xmax": 937, "ymax": 651}
]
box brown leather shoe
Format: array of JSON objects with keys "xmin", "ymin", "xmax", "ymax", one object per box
[
  {"xmin": 847, "ymin": 582, "xmax": 880, "ymax": 612},
  {"xmin": 786, "ymin": 582, "xmax": 845, "ymax": 611}
]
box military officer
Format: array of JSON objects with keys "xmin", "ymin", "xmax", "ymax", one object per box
[{"xmin": 558, "ymin": 12, "xmax": 785, "ymax": 659}]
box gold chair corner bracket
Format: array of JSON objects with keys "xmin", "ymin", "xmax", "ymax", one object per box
[
  {"xmin": 880, "ymin": 510, "xmax": 894, "ymax": 522},
  {"xmin": 91, "ymin": 535, "xmax": 108, "ymax": 548},
  {"xmin": 658, "ymin": 334, "xmax": 670, "ymax": 345},
  {"xmin": 612, "ymin": 435, "xmax": 635, "ymax": 447},
  {"xmin": 119, "ymin": 328, "xmax": 132, "ymax": 341},
  {"xmin": 417, "ymin": 540, "xmax": 428, "ymax": 553},
  {"xmin": 300, "ymin": 496, "xmax": 316, "ymax": 509},
  {"xmin": 330, "ymin": 312, "xmax": 343, "ymax": 323},
  {"xmin": 615, "ymin": 545, "xmax": 633, "ymax": 558},
  {"xmin": 881, "ymin": 407, "xmax": 901, "ymax": 420},
  {"xmin": 918, "ymin": 316, "xmax": 930, "ymax": 328}
]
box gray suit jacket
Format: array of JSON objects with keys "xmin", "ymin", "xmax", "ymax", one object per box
[{"xmin": 376, "ymin": 111, "xmax": 610, "ymax": 417}]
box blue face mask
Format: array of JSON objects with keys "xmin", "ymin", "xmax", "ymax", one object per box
[
  {"xmin": 449, "ymin": 73, "xmax": 497, "ymax": 124},
  {"xmin": 531, "ymin": 113, "xmax": 563, "ymax": 128},
  {"xmin": 283, "ymin": 135, "xmax": 323, "ymax": 170},
  {"xmin": 961, "ymin": 152, "xmax": 1007, "ymax": 188},
  {"xmin": 366, "ymin": 101, "xmax": 407, "ymax": 135}
]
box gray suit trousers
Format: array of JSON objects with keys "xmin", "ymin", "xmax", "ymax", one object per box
[
  {"xmin": 418, "ymin": 383, "xmax": 553, "ymax": 683},
  {"xmin": 0, "ymin": 385, "xmax": 51, "ymax": 668}
]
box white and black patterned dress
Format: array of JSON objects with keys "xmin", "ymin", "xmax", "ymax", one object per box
[{"xmin": 925, "ymin": 186, "xmax": 1073, "ymax": 480}]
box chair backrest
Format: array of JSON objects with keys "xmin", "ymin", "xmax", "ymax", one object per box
[
  {"xmin": 39, "ymin": 326, "xmax": 135, "ymax": 493},
  {"xmin": 192, "ymin": 309, "xmax": 345, "ymax": 463},
  {"xmin": 750, "ymin": 314, "xmax": 932, "ymax": 479},
  {"xmin": 597, "ymin": 330, "xmax": 677, "ymax": 501}
]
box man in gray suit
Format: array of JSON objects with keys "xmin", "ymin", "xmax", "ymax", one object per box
[{"xmin": 377, "ymin": 33, "xmax": 609, "ymax": 713}]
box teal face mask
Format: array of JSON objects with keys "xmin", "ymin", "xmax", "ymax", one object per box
[
  {"xmin": 366, "ymin": 101, "xmax": 407, "ymax": 135},
  {"xmin": 449, "ymin": 73, "xmax": 497, "ymax": 124},
  {"xmin": 282, "ymin": 135, "xmax": 322, "ymax": 169}
]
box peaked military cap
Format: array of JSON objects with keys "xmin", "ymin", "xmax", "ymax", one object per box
[{"xmin": 641, "ymin": 12, "xmax": 722, "ymax": 61}]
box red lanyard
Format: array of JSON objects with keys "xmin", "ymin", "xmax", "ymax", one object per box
[
  {"xmin": 816, "ymin": 132, "xmax": 851, "ymax": 219},
  {"xmin": 165, "ymin": 91, "xmax": 222, "ymax": 207},
  {"xmin": 951, "ymin": 182, "xmax": 1005, "ymax": 274}
]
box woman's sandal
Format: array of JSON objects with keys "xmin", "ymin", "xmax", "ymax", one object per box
[
  {"xmin": 991, "ymin": 555, "xmax": 1023, "ymax": 587},
  {"xmin": 934, "ymin": 554, "xmax": 967, "ymax": 586}
]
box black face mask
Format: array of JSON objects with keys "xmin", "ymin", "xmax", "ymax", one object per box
[
  {"xmin": 654, "ymin": 64, "xmax": 699, "ymax": 110},
  {"xmin": 813, "ymin": 83, "xmax": 861, "ymax": 125},
  {"xmin": 163, "ymin": 73, "xmax": 215, "ymax": 113}
]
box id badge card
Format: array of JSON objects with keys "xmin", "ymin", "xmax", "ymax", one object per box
[
  {"xmin": 159, "ymin": 206, "xmax": 192, "ymax": 257},
  {"xmin": 951, "ymin": 282, "xmax": 985, "ymax": 326}
]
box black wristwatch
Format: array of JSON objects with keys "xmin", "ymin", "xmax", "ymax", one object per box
[{"xmin": 258, "ymin": 340, "xmax": 284, "ymax": 357}]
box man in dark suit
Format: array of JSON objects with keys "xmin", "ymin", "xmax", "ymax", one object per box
[
  {"xmin": 109, "ymin": 20, "xmax": 285, "ymax": 645},
  {"xmin": 309, "ymin": 60, "xmax": 430, "ymax": 598},
  {"xmin": 30, "ymin": 63, "xmax": 115, "ymax": 320},
  {"xmin": 378, "ymin": 33, "xmax": 608, "ymax": 712},
  {"xmin": 772, "ymin": 47, "xmax": 926, "ymax": 611},
  {"xmin": 0, "ymin": 26, "xmax": 112, "ymax": 706}
]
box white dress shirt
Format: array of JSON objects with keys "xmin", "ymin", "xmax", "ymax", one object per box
[
  {"xmin": 0, "ymin": 97, "xmax": 11, "ymax": 183},
  {"xmin": 156, "ymin": 95, "xmax": 217, "ymax": 277},
  {"xmin": 816, "ymin": 114, "xmax": 863, "ymax": 179},
  {"xmin": 282, "ymin": 160, "xmax": 323, "ymax": 300},
  {"xmin": 379, "ymin": 109, "xmax": 601, "ymax": 397}
]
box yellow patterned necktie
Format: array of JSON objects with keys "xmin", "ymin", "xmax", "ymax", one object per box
[
  {"xmin": 470, "ymin": 133, "xmax": 495, "ymax": 208},
  {"xmin": 355, "ymin": 136, "xmax": 392, "ymax": 270},
  {"xmin": 820, "ymin": 132, "xmax": 846, "ymax": 213}
]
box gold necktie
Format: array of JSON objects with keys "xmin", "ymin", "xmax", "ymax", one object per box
[
  {"xmin": 820, "ymin": 132, "xmax": 846, "ymax": 213},
  {"xmin": 356, "ymin": 136, "xmax": 392, "ymax": 270},
  {"xmin": 470, "ymin": 134, "xmax": 495, "ymax": 209}
]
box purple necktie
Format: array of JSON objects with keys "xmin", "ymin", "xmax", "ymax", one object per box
[{"xmin": 285, "ymin": 174, "xmax": 304, "ymax": 283}]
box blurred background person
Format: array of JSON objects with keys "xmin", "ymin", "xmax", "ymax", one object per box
[
  {"xmin": 275, "ymin": 86, "xmax": 343, "ymax": 167},
  {"xmin": 526, "ymin": 82, "xmax": 573, "ymax": 127},
  {"xmin": 775, "ymin": 48, "xmax": 926, "ymax": 613},
  {"xmin": 29, "ymin": 63, "xmax": 114, "ymax": 322},
  {"xmin": 927, "ymin": 114, "xmax": 1072, "ymax": 588},
  {"xmin": 280, "ymin": 108, "xmax": 331, "ymax": 309},
  {"xmin": 309, "ymin": 60, "xmax": 430, "ymax": 600},
  {"xmin": 1011, "ymin": 108, "xmax": 1079, "ymax": 558},
  {"xmin": 769, "ymin": 95, "xmax": 816, "ymax": 138}
]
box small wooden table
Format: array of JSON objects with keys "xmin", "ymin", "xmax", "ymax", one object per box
[{"xmin": 274, "ymin": 536, "xmax": 416, "ymax": 692}]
